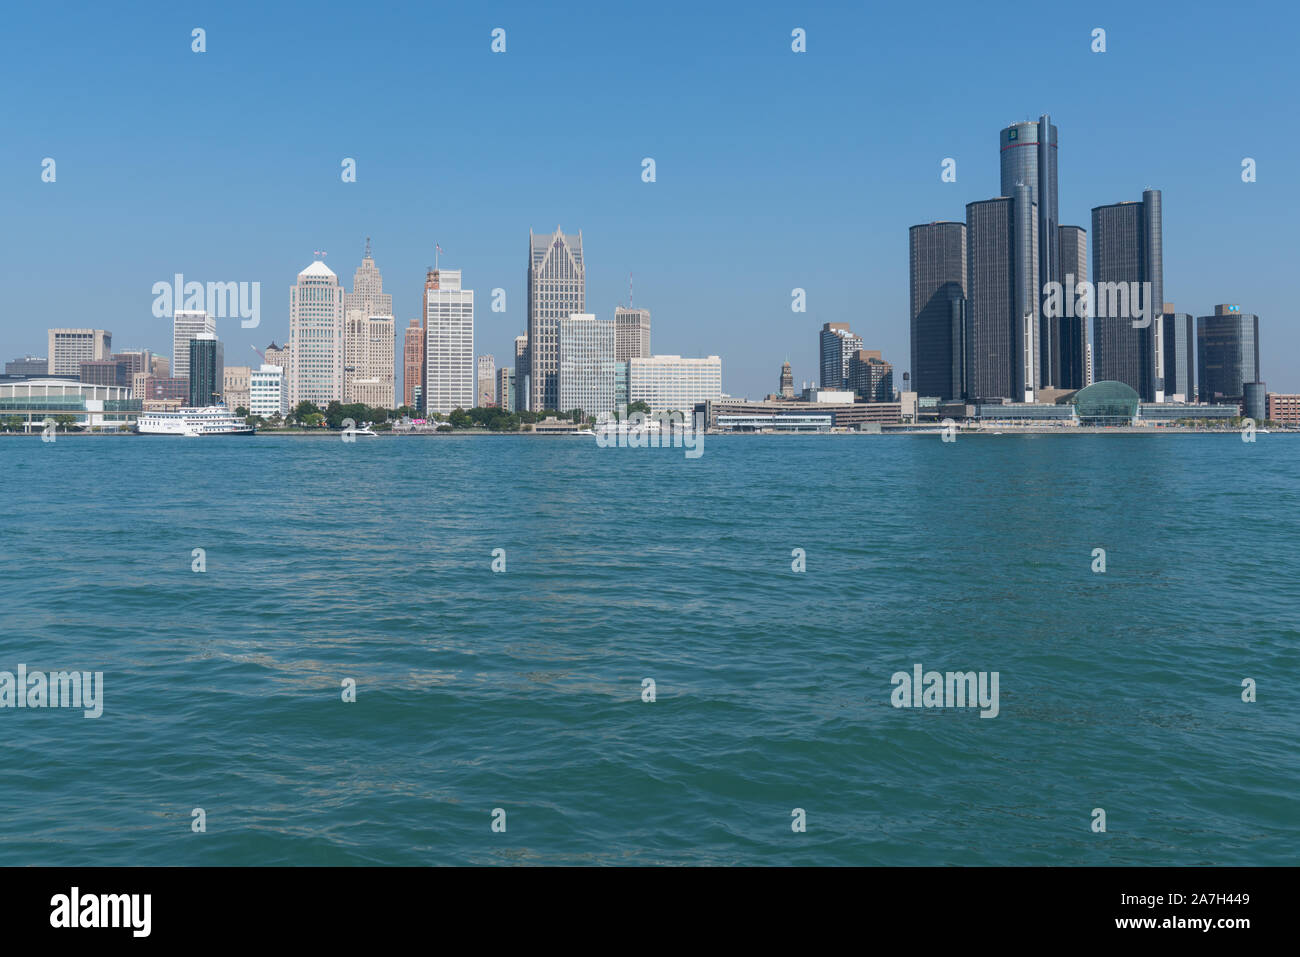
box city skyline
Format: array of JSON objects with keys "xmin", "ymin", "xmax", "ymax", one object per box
[{"xmin": 4, "ymin": 2, "xmax": 1295, "ymax": 398}]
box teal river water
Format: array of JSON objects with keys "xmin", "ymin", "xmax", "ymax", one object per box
[{"xmin": 0, "ymin": 433, "xmax": 1296, "ymax": 865}]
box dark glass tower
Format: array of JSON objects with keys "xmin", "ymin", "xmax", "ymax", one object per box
[
  {"xmin": 1091, "ymin": 189, "xmax": 1164, "ymax": 401},
  {"xmin": 908, "ymin": 222, "xmax": 966, "ymax": 399},
  {"xmin": 1000, "ymin": 115, "xmax": 1059, "ymax": 386},
  {"xmin": 1197, "ymin": 305, "xmax": 1259, "ymax": 403},
  {"xmin": 1058, "ymin": 225, "xmax": 1088, "ymax": 389},
  {"xmin": 188, "ymin": 334, "xmax": 224, "ymax": 407},
  {"xmin": 965, "ymin": 193, "xmax": 1036, "ymax": 402}
]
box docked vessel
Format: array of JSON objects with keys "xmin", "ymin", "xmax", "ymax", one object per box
[{"xmin": 136, "ymin": 405, "xmax": 255, "ymax": 436}]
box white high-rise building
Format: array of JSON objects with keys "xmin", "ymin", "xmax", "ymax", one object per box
[
  {"xmin": 249, "ymin": 364, "xmax": 288, "ymax": 417},
  {"xmin": 527, "ymin": 227, "xmax": 585, "ymax": 412},
  {"xmin": 558, "ymin": 314, "xmax": 616, "ymax": 418},
  {"xmin": 344, "ymin": 239, "xmax": 392, "ymax": 320},
  {"xmin": 629, "ymin": 355, "xmax": 723, "ymax": 414},
  {"xmin": 614, "ymin": 307, "xmax": 651, "ymax": 362},
  {"xmin": 424, "ymin": 268, "xmax": 474, "ymax": 414},
  {"xmin": 172, "ymin": 311, "xmax": 215, "ymax": 381},
  {"xmin": 48, "ymin": 329, "xmax": 112, "ymax": 376},
  {"xmin": 288, "ymin": 260, "xmax": 345, "ymax": 408}
]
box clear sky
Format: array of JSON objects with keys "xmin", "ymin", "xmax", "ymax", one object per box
[{"xmin": 3, "ymin": 0, "xmax": 1296, "ymax": 398}]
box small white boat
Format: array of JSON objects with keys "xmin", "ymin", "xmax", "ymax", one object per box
[
  {"xmin": 348, "ymin": 425, "xmax": 379, "ymax": 437},
  {"xmin": 574, "ymin": 429, "xmax": 596, "ymax": 436}
]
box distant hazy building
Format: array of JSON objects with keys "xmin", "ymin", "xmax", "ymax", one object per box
[
  {"xmin": 249, "ymin": 364, "xmax": 288, "ymax": 418},
  {"xmin": 171, "ymin": 311, "xmax": 215, "ymax": 381},
  {"xmin": 402, "ymin": 320, "xmax": 424, "ymax": 410},
  {"xmin": 5, "ymin": 355, "xmax": 48, "ymax": 377},
  {"xmin": 513, "ymin": 334, "xmax": 528, "ymax": 410},
  {"xmin": 151, "ymin": 355, "xmax": 170, "ymax": 378},
  {"xmin": 1057, "ymin": 225, "xmax": 1088, "ymax": 389},
  {"xmin": 343, "ymin": 240, "xmax": 393, "ymax": 322},
  {"xmin": 79, "ymin": 360, "xmax": 128, "ymax": 387},
  {"xmin": 909, "ymin": 221, "xmax": 967, "ymax": 399},
  {"xmin": 141, "ymin": 377, "xmax": 187, "ymax": 403},
  {"xmin": 629, "ymin": 355, "xmax": 722, "ymax": 414},
  {"xmin": 967, "ymin": 189, "xmax": 1037, "ymax": 402},
  {"xmin": 1091, "ymin": 190, "xmax": 1164, "ymax": 401},
  {"xmin": 288, "ymin": 260, "xmax": 345, "ymax": 408},
  {"xmin": 780, "ymin": 360, "xmax": 795, "ymax": 398},
  {"xmin": 263, "ymin": 342, "xmax": 287, "ymax": 372},
  {"xmin": 819, "ymin": 323, "xmax": 863, "ymax": 391},
  {"xmin": 527, "ymin": 227, "xmax": 585, "ymax": 412},
  {"xmin": 477, "ymin": 354, "xmax": 496, "ymax": 407},
  {"xmin": 223, "ymin": 365, "xmax": 251, "ymax": 411},
  {"xmin": 1197, "ymin": 304, "xmax": 1259, "ymax": 404},
  {"xmin": 49, "ymin": 329, "xmax": 112, "ymax": 376},
  {"xmin": 558, "ymin": 314, "xmax": 616, "ymax": 417},
  {"xmin": 498, "ymin": 367, "xmax": 515, "ymax": 413},
  {"xmin": 1085, "ymin": 342, "xmax": 1094, "ymax": 387},
  {"xmin": 614, "ymin": 306, "xmax": 651, "ymax": 362},
  {"xmin": 188, "ymin": 333, "xmax": 224, "ymax": 406},
  {"xmin": 1000, "ymin": 115, "xmax": 1059, "ymax": 387},
  {"xmin": 1161, "ymin": 306, "xmax": 1195, "ymax": 402},
  {"xmin": 424, "ymin": 268, "xmax": 474, "ymax": 414},
  {"xmin": 1243, "ymin": 382, "xmax": 1267, "ymax": 423},
  {"xmin": 848, "ymin": 350, "xmax": 893, "ymax": 402}
]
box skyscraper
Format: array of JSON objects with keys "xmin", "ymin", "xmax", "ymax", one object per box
[
  {"xmin": 819, "ymin": 323, "xmax": 863, "ymax": 391},
  {"xmin": 172, "ymin": 311, "xmax": 215, "ymax": 381},
  {"xmin": 527, "ymin": 227, "xmax": 585, "ymax": 412},
  {"xmin": 513, "ymin": 334, "xmax": 528, "ymax": 411},
  {"xmin": 344, "ymin": 239, "xmax": 392, "ymax": 320},
  {"xmin": 1058, "ymin": 225, "xmax": 1088, "ymax": 390},
  {"xmin": 1197, "ymin": 304, "xmax": 1259, "ymax": 404},
  {"xmin": 288, "ymin": 260, "xmax": 345, "ymax": 408},
  {"xmin": 342, "ymin": 239, "xmax": 395, "ymax": 407},
  {"xmin": 558, "ymin": 314, "xmax": 616, "ymax": 417},
  {"xmin": 848, "ymin": 350, "xmax": 893, "ymax": 402},
  {"xmin": 1091, "ymin": 190, "xmax": 1163, "ymax": 401},
  {"xmin": 402, "ymin": 320, "xmax": 424, "ymax": 410},
  {"xmin": 966, "ymin": 188, "xmax": 1037, "ymax": 401},
  {"xmin": 424, "ymin": 268, "xmax": 474, "ymax": 414},
  {"xmin": 1000, "ymin": 115, "xmax": 1059, "ymax": 386},
  {"xmin": 188, "ymin": 333, "xmax": 224, "ymax": 406},
  {"xmin": 908, "ymin": 222, "xmax": 966, "ymax": 399},
  {"xmin": 48, "ymin": 329, "xmax": 112, "ymax": 376},
  {"xmin": 477, "ymin": 354, "xmax": 496, "ymax": 407},
  {"xmin": 780, "ymin": 360, "xmax": 795, "ymax": 399},
  {"xmin": 614, "ymin": 306, "xmax": 651, "ymax": 362},
  {"xmin": 1161, "ymin": 305, "xmax": 1195, "ymax": 402}
]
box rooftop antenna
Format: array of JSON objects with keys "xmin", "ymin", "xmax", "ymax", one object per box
[
  {"xmin": 629, "ymin": 272, "xmax": 633, "ymax": 309},
  {"xmin": 313, "ymin": 250, "xmax": 328, "ymax": 260},
  {"xmin": 364, "ymin": 236, "xmax": 372, "ymax": 259}
]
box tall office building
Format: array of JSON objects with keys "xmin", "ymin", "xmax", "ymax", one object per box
[
  {"xmin": 188, "ymin": 333, "xmax": 224, "ymax": 406},
  {"xmin": 1000, "ymin": 115, "xmax": 1060, "ymax": 386},
  {"xmin": 342, "ymin": 240, "xmax": 395, "ymax": 408},
  {"xmin": 908, "ymin": 222, "xmax": 967, "ymax": 399},
  {"xmin": 629, "ymin": 355, "xmax": 722, "ymax": 414},
  {"xmin": 1058, "ymin": 225, "xmax": 1088, "ymax": 389},
  {"xmin": 780, "ymin": 360, "xmax": 795, "ymax": 398},
  {"xmin": 79, "ymin": 360, "xmax": 128, "ymax": 387},
  {"xmin": 263, "ymin": 342, "xmax": 287, "ymax": 371},
  {"xmin": 527, "ymin": 227, "xmax": 585, "ymax": 412},
  {"xmin": 288, "ymin": 260, "xmax": 345, "ymax": 408},
  {"xmin": 48, "ymin": 329, "xmax": 112, "ymax": 375},
  {"xmin": 848, "ymin": 350, "xmax": 893, "ymax": 402},
  {"xmin": 477, "ymin": 354, "xmax": 496, "ymax": 407},
  {"xmin": 614, "ymin": 306, "xmax": 651, "ymax": 362},
  {"xmin": 402, "ymin": 320, "xmax": 424, "ymax": 409},
  {"xmin": 1197, "ymin": 304, "xmax": 1259, "ymax": 404},
  {"xmin": 498, "ymin": 367, "xmax": 515, "ymax": 413},
  {"xmin": 344, "ymin": 313, "xmax": 396, "ymax": 407},
  {"xmin": 819, "ymin": 323, "xmax": 863, "ymax": 391},
  {"xmin": 557, "ymin": 314, "xmax": 616, "ymax": 418},
  {"xmin": 1161, "ymin": 305, "xmax": 1195, "ymax": 402},
  {"xmin": 424, "ymin": 268, "xmax": 474, "ymax": 414},
  {"xmin": 966, "ymin": 188, "xmax": 1037, "ymax": 402},
  {"xmin": 1091, "ymin": 190, "xmax": 1164, "ymax": 401},
  {"xmin": 172, "ymin": 311, "xmax": 215, "ymax": 381},
  {"xmin": 111, "ymin": 350, "xmax": 152, "ymax": 379},
  {"xmin": 1085, "ymin": 342, "xmax": 1094, "ymax": 387}
]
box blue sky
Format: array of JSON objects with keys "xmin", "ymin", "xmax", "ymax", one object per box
[{"xmin": 3, "ymin": 0, "xmax": 1297, "ymax": 397}]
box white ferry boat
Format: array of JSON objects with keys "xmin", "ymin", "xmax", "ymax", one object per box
[{"xmin": 136, "ymin": 405, "xmax": 255, "ymax": 436}]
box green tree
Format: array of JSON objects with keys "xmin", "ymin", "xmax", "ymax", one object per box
[
  {"xmin": 235, "ymin": 406, "xmax": 249, "ymax": 417},
  {"xmin": 448, "ymin": 408, "xmax": 472, "ymax": 429},
  {"xmin": 292, "ymin": 400, "xmax": 323, "ymax": 424}
]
